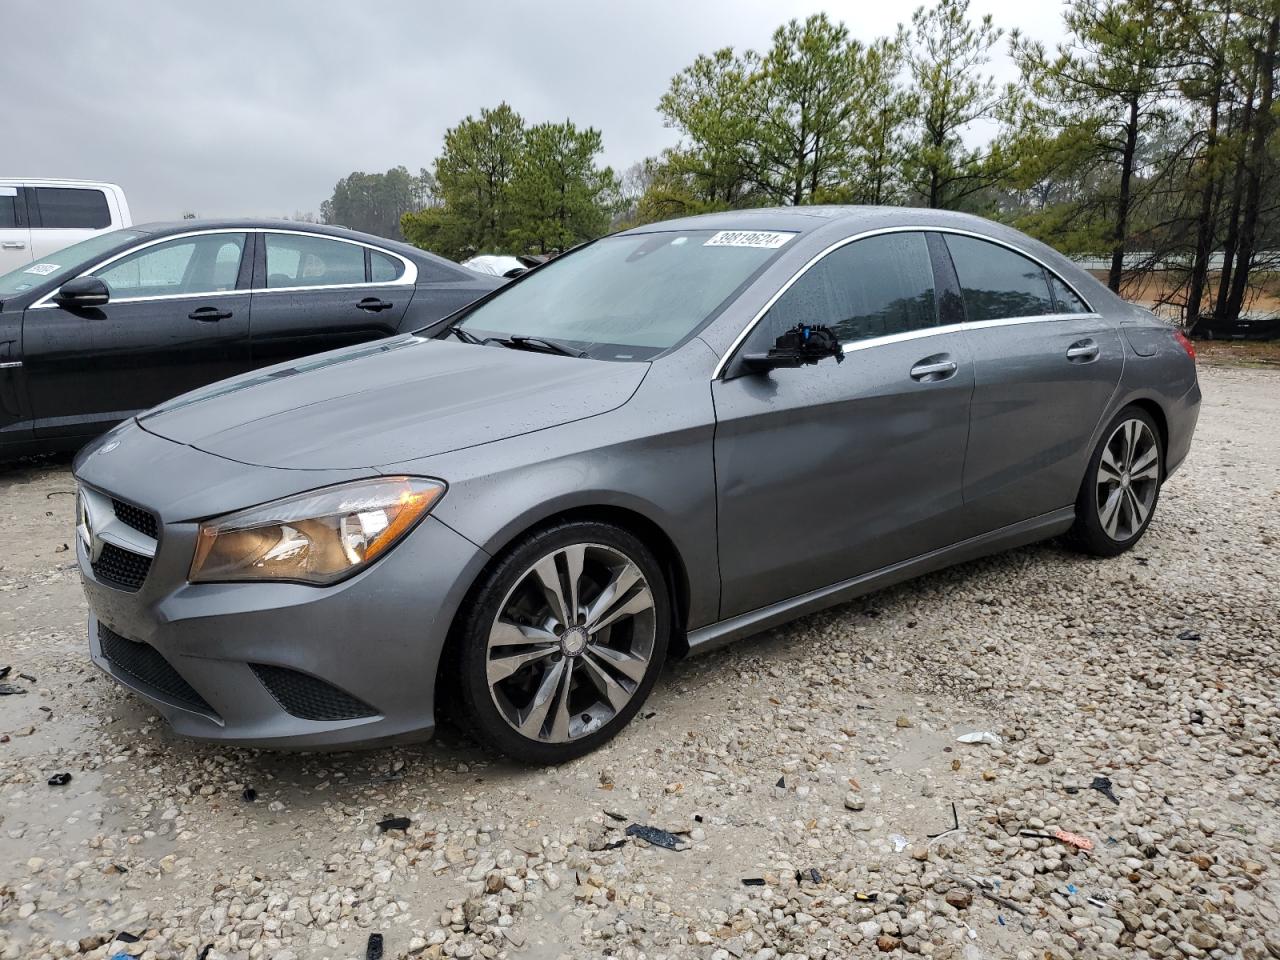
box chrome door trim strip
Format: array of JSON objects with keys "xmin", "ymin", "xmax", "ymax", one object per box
[
  {"xmin": 30, "ymin": 227, "xmax": 417, "ymax": 309},
  {"xmin": 713, "ymin": 224, "xmax": 1096, "ymax": 379},
  {"xmin": 0, "ymin": 360, "xmax": 22, "ymax": 369}
]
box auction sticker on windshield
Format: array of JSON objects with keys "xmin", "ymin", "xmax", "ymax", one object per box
[
  {"xmin": 24, "ymin": 263, "xmax": 60, "ymax": 276},
  {"xmin": 703, "ymin": 230, "xmax": 795, "ymax": 249}
]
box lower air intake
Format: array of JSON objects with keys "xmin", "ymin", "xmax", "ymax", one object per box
[
  {"xmin": 250, "ymin": 664, "xmax": 377, "ymax": 721},
  {"xmin": 98, "ymin": 623, "xmax": 214, "ymax": 715}
]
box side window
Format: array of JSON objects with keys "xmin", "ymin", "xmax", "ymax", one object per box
[
  {"xmin": 370, "ymin": 250, "xmax": 405, "ymax": 283},
  {"xmin": 1049, "ymin": 273, "xmax": 1090, "ymax": 314},
  {"xmin": 945, "ymin": 235, "xmax": 1055, "ymax": 322},
  {"xmin": 34, "ymin": 187, "xmax": 111, "ymax": 229},
  {"xmin": 759, "ymin": 232, "xmax": 936, "ymax": 345},
  {"xmin": 94, "ymin": 233, "xmax": 247, "ymax": 297},
  {"xmin": 0, "ymin": 187, "xmax": 21, "ymax": 228},
  {"xmin": 265, "ymin": 234, "xmax": 366, "ymax": 288}
]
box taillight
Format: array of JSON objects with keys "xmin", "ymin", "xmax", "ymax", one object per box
[{"xmin": 1174, "ymin": 329, "xmax": 1196, "ymax": 361}]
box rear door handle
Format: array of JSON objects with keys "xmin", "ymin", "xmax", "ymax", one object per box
[
  {"xmin": 356, "ymin": 297, "xmax": 393, "ymax": 312},
  {"xmin": 910, "ymin": 358, "xmax": 958, "ymax": 381},
  {"xmin": 1066, "ymin": 339, "xmax": 1099, "ymax": 361},
  {"xmin": 189, "ymin": 307, "xmax": 232, "ymax": 322},
  {"xmin": 1, "ymin": 241, "xmax": 26, "ymax": 249}
]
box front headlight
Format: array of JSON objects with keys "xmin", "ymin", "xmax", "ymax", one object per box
[{"xmin": 189, "ymin": 477, "xmax": 445, "ymax": 585}]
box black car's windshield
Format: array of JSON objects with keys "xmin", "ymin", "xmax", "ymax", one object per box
[
  {"xmin": 0, "ymin": 229, "xmax": 146, "ymax": 297},
  {"xmin": 454, "ymin": 228, "xmax": 796, "ymax": 361}
]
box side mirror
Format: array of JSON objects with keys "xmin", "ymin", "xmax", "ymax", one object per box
[
  {"xmin": 743, "ymin": 323, "xmax": 844, "ymax": 373},
  {"xmin": 53, "ymin": 276, "xmax": 110, "ymax": 309}
]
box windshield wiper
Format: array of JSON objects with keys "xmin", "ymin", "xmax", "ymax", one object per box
[
  {"xmin": 504, "ymin": 335, "xmax": 588, "ymax": 358},
  {"xmin": 446, "ymin": 325, "xmax": 485, "ymax": 345}
]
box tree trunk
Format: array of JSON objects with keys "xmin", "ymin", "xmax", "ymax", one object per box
[
  {"xmin": 1186, "ymin": 74, "xmax": 1223, "ymax": 325},
  {"xmin": 1224, "ymin": 13, "xmax": 1279, "ymax": 320},
  {"xmin": 1109, "ymin": 97, "xmax": 1141, "ymax": 293}
]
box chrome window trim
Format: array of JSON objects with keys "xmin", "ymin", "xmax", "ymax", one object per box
[
  {"xmin": 30, "ymin": 227, "xmax": 417, "ymax": 309},
  {"xmin": 713, "ymin": 224, "xmax": 1096, "ymax": 379},
  {"xmin": 838, "ymin": 312, "xmax": 1102, "ymax": 356}
]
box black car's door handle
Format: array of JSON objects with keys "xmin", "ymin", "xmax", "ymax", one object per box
[
  {"xmin": 909, "ymin": 357, "xmax": 958, "ymax": 381},
  {"xmin": 1066, "ymin": 339, "xmax": 1100, "ymax": 362},
  {"xmin": 356, "ymin": 297, "xmax": 393, "ymax": 312},
  {"xmin": 189, "ymin": 307, "xmax": 232, "ymax": 322}
]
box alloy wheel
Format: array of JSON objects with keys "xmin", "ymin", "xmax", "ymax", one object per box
[
  {"xmin": 485, "ymin": 543, "xmax": 656, "ymax": 743},
  {"xmin": 1095, "ymin": 418, "xmax": 1160, "ymax": 541}
]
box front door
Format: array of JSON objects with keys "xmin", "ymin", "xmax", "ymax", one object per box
[
  {"xmin": 23, "ymin": 231, "xmax": 253, "ymax": 440},
  {"xmin": 248, "ymin": 232, "xmax": 412, "ymax": 368},
  {"xmin": 712, "ymin": 231, "xmax": 974, "ymax": 619},
  {"xmin": 941, "ymin": 233, "xmax": 1125, "ymax": 532}
]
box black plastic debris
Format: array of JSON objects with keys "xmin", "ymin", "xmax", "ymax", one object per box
[
  {"xmin": 18, "ymin": 672, "xmax": 35, "ymax": 682},
  {"xmin": 48, "ymin": 772, "xmax": 72, "ymax": 786},
  {"xmin": 796, "ymin": 867, "xmax": 822, "ymax": 884},
  {"xmin": 603, "ymin": 810, "xmax": 628, "ymax": 822},
  {"xmin": 0, "ymin": 682, "xmax": 26, "ymax": 696},
  {"xmin": 1190, "ymin": 709, "xmax": 1205, "ymax": 725},
  {"xmin": 1090, "ymin": 776, "xmax": 1120, "ymax": 805},
  {"xmin": 241, "ymin": 788, "xmax": 257, "ymax": 802},
  {"xmin": 366, "ymin": 932, "xmax": 384, "ymax": 960},
  {"xmin": 600, "ymin": 838, "xmax": 628, "ymax": 851},
  {"xmin": 741, "ymin": 877, "xmax": 766, "ymax": 886},
  {"xmin": 624, "ymin": 823, "xmax": 686, "ymax": 851},
  {"xmin": 197, "ymin": 945, "xmax": 213, "ymax": 960},
  {"xmin": 693, "ymin": 814, "xmax": 704, "ymax": 823},
  {"xmin": 0, "ymin": 665, "xmax": 9, "ymax": 679},
  {"xmin": 377, "ymin": 816, "xmax": 410, "ymax": 833},
  {"xmin": 927, "ymin": 802, "xmax": 960, "ymax": 838},
  {"xmin": 1177, "ymin": 629, "xmax": 1201, "ymax": 642},
  {"xmin": 775, "ymin": 776, "xmax": 785, "ymax": 789},
  {"xmin": 114, "ymin": 931, "xmax": 140, "ymax": 944}
]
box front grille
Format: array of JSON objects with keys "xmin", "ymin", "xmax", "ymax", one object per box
[
  {"xmin": 98, "ymin": 623, "xmax": 214, "ymax": 714},
  {"xmin": 91, "ymin": 542, "xmax": 152, "ymax": 592},
  {"xmin": 251, "ymin": 664, "xmax": 377, "ymax": 721},
  {"xmin": 111, "ymin": 498, "xmax": 159, "ymax": 539}
]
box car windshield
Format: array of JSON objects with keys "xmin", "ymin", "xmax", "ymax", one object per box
[
  {"xmin": 0, "ymin": 229, "xmax": 146, "ymax": 297},
  {"xmin": 453, "ymin": 229, "xmax": 795, "ymax": 361}
]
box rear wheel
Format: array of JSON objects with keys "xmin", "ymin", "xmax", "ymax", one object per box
[
  {"xmin": 1068, "ymin": 406, "xmax": 1163, "ymax": 557},
  {"xmin": 455, "ymin": 522, "xmax": 669, "ymax": 764}
]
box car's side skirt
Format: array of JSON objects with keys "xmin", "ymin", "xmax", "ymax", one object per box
[{"xmin": 686, "ymin": 506, "xmax": 1076, "ymax": 655}]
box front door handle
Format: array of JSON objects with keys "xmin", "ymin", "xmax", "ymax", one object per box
[
  {"xmin": 189, "ymin": 307, "xmax": 232, "ymax": 322},
  {"xmin": 356, "ymin": 297, "xmax": 393, "ymax": 312},
  {"xmin": 0, "ymin": 241, "xmax": 26, "ymax": 249},
  {"xmin": 910, "ymin": 357, "xmax": 958, "ymax": 381},
  {"xmin": 1066, "ymin": 339, "xmax": 1099, "ymax": 362}
]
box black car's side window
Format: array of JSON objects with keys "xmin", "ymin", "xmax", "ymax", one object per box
[
  {"xmin": 265, "ymin": 234, "xmax": 367, "ymax": 289},
  {"xmin": 945, "ymin": 234, "xmax": 1056, "ymax": 322},
  {"xmin": 93, "ymin": 233, "xmax": 247, "ymax": 298},
  {"xmin": 760, "ymin": 232, "xmax": 936, "ymax": 345},
  {"xmin": 370, "ymin": 250, "xmax": 405, "ymax": 283}
]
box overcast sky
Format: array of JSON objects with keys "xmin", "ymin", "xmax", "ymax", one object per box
[{"xmin": 5, "ymin": 0, "xmax": 1067, "ymax": 223}]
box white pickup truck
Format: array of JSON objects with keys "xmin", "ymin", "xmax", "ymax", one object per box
[{"xmin": 0, "ymin": 178, "xmax": 132, "ymax": 273}]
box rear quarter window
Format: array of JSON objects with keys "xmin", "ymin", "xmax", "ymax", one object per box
[{"xmin": 945, "ymin": 234, "xmax": 1056, "ymax": 322}]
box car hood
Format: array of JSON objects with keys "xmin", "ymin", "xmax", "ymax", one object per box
[{"xmin": 137, "ymin": 336, "xmax": 648, "ymax": 470}]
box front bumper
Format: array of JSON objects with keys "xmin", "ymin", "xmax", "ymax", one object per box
[{"xmin": 78, "ymin": 473, "xmax": 489, "ymax": 749}]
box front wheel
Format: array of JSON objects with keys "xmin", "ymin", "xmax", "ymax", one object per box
[
  {"xmin": 1068, "ymin": 406, "xmax": 1163, "ymax": 557},
  {"xmin": 454, "ymin": 522, "xmax": 670, "ymax": 764}
]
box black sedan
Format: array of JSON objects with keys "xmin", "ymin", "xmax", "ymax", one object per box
[{"xmin": 0, "ymin": 220, "xmax": 500, "ymax": 456}]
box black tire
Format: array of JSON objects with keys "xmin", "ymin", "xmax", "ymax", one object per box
[
  {"xmin": 1067, "ymin": 405, "xmax": 1164, "ymax": 557},
  {"xmin": 453, "ymin": 521, "xmax": 670, "ymax": 764}
]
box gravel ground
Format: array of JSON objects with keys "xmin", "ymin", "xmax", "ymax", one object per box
[{"xmin": 1, "ymin": 364, "xmax": 1277, "ymax": 960}]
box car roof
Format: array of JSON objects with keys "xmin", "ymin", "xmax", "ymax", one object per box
[{"xmin": 130, "ymin": 218, "xmax": 469, "ymax": 277}]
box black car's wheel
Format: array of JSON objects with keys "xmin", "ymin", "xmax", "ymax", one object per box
[
  {"xmin": 454, "ymin": 521, "xmax": 670, "ymax": 764},
  {"xmin": 1068, "ymin": 406, "xmax": 1163, "ymax": 557}
]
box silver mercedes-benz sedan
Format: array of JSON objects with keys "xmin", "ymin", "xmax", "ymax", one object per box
[{"xmin": 73, "ymin": 207, "xmax": 1200, "ymax": 763}]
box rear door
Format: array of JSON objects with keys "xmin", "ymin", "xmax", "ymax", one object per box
[
  {"xmin": 27, "ymin": 185, "xmax": 114, "ymax": 260},
  {"xmin": 23, "ymin": 230, "xmax": 253, "ymax": 440},
  {"xmin": 248, "ymin": 232, "xmax": 413, "ymax": 367},
  {"xmin": 0, "ymin": 185, "xmax": 32, "ymax": 272},
  {"xmin": 712, "ymin": 231, "xmax": 974, "ymax": 618},
  {"xmin": 945, "ymin": 233, "xmax": 1124, "ymax": 532}
]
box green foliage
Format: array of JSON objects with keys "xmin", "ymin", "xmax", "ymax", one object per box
[
  {"xmin": 319, "ymin": 166, "xmax": 434, "ymax": 240},
  {"xmin": 401, "ymin": 104, "xmax": 617, "ymax": 260}
]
